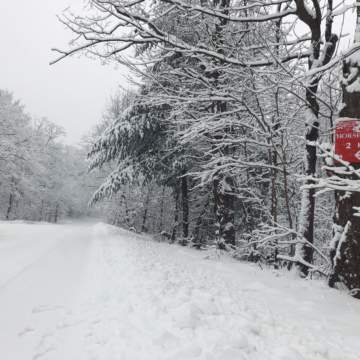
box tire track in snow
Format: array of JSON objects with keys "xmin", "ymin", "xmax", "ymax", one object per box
[{"xmin": 0, "ymin": 240, "xmax": 62, "ymax": 291}]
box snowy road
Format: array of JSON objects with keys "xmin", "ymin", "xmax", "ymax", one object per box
[{"xmin": 1, "ymin": 222, "xmax": 360, "ymax": 360}]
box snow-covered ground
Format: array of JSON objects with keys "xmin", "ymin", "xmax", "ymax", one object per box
[{"xmin": 1, "ymin": 222, "xmax": 360, "ymax": 360}]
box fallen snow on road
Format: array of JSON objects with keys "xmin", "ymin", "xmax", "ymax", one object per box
[{"xmin": 1, "ymin": 222, "xmax": 360, "ymax": 360}]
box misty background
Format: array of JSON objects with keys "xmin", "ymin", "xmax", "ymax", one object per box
[{"xmin": 0, "ymin": 0, "xmax": 128, "ymax": 144}]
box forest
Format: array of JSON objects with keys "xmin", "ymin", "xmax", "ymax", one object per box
[
  {"xmin": 0, "ymin": 90, "xmax": 91, "ymax": 222},
  {"xmin": 3, "ymin": 0, "xmax": 360, "ymax": 300}
]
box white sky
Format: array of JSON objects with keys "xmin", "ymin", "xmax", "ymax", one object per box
[{"xmin": 0, "ymin": 1, "xmax": 128, "ymax": 144}]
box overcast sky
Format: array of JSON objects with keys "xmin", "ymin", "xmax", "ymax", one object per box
[{"xmin": 0, "ymin": 1, "xmax": 128, "ymax": 144}]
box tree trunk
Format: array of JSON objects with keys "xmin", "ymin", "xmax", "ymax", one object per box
[
  {"xmin": 122, "ymin": 193, "xmax": 133, "ymax": 229},
  {"xmin": 329, "ymin": 56, "xmax": 360, "ymax": 298},
  {"xmin": 39, "ymin": 200, "xmax": 44, "ymax": 222},
  {"xmin": 181, "ymin": 173, "xmax": 189, "ymax": 238},
  {"xmin": 270, "ymin": 148, "xmax": 278, "ymax": 223},
  {"xmin": 6, "ymin": 192, "xmax": 14, "ymax": 220},
  {"xmin": 294, "ymin": 0, "xmax": 337, "ymax": 275},
  {"xmin": 171, "ymin": 183, "xmax": 180, "ymax": 242},
  {"xmin": 141, "ymin": 188, "xmax": 151, "ymax": 233},
  {"xmin": 213, "ymin": 174, "xmax": 236, "ymax": 247},
  {"xmin": 208, "ymin": 0, "xmax": 236, "ymax": 248},
  {"xmin": 296, "ymin": 56, "xmax": 321, "ymax": 276},
  {"xmin": 192, "ymin": 197, "xmax": 210, "ymax": 245},
  {"xmin": 54, "ymin": 203, "xmax": 59, "ymax": 223},
  {"xmin": 158, "ymin": 186, "xmax": 165, "ymax": 233}
]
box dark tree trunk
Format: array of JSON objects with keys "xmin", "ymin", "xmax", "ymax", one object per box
[
  {"xmin": 296, "ymin": 51, "xmax": 321, "ymax": 276},
  {"xmin": 213, "ymin": 174, "xmax": 236, "ymax": 247},
  {"xmin": 122, "ymin": 193, "xmax": 133, "ymax": 229},
  {"xmin": 329, "ymin": 57, "xmax": 360, "ymax": 297},
  {"xmin": 207, "ymin": 0, "xmax": 236, "ymax": 248},
  {"xmin": 141, "ymin": 207, "xmax": 148, "ymax": 232},
  {"xmin": 39, "ymin": 200, "xmax": 44, "ymax": 222},
  {"xmin": 270, "ymin": 148, "xmax": 278, "ymax": 223},
  {"xmin": 54, "ymin": 203, "xmax": 59, "ymax": 223},
  {"xmin": 6, "ymin": 192, "xmax": 14, "ymax": 220},
  {"xmin": 158, "ymin": 186, "xmax": 165, "ymax": 232},
  {"xmin": 295, "ymin": 0, "xmax": 337, "ymax": 276},
  {"xmin": 171, "ymin": 183, "xmax": 180, "ymax": 243},
  {"xmin": 192, "ymin": 196, "xmax": 210, "ymax": 245},
  {"xmin": 141, "ymin": 188, "xmax": 151, "ymax": 233},
  {"xmin": 181, "ymin": 173, "xmax": 189, "ymax": 238}
]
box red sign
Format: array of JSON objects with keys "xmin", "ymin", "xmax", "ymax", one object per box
[{"xmin": 335, "ymin": 118, "xmax": 360, "ymax": 163}]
